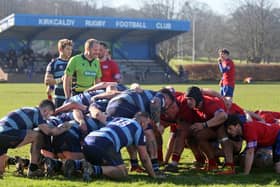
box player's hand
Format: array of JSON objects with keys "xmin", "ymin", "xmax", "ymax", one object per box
[{"xmin": 190, "ymin": 122, "xmax": 204, "ymax": 133}]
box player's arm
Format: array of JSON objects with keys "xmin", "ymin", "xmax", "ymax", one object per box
[
  {"xmin": 91, "ymin": 90, "xmax": 120, "ymax": 102},
  {"xmin": 73, "ymin": 109, "xmax": 87, "ymax": 133},
  {"xmin": 44, "ymin": 63, "xmax": 56, "ymax": 86},
  {"xmin": 85, "ymin": 82, "xmax": 117, "ymax": 92},
  {"xmin": 245, "ymin": 110, "xmax": 265, "ymax": 122},
  {"xmin": 63, "ymin": 74, "xmax": 72, "ymax": 99},
  {"xmin": 89, "ymin": 105, "xmax": 107, "ymax": 124},
  {"xmin": 218, "ymin": 61, "xmax": 230, "ymax": 73},
  {"xmin": 38, "ymin": 122, "xmax": 73, "ymax": 136},
  {"xmin": 136, "ymin": 145, "xmax": 156, "ymax": 178},
  {"xmin": 243, "ymin": 147, "xmax": 255, "ymax": 175},
  {"xmin": 201, "ymin": 88, "xmax": 222, "ymax": 98},
  {"xmin": 206, "ymin": 110, "xmax": 228, "ymax": 128},
  {"xmin": 191, "ymin": 110, "xmax": 228, "ymax": 132},
  {"xmin": 55, "ymin": 101, "xmax": 87, "ymax": 115}
]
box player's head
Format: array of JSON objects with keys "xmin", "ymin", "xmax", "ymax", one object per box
[
  {"xmin": 218, "ymin": 48, "xmax": 230, "ymax": 59},
  {"xmin": 224, "ymin": 114, "xmax": 243, "ymax": 138},
  {"xmin": 58, "ymin": 39, "xmax": 73, "ymax": 60},
  {"xmin": 84, "ymin": 38, "xmax": 100, "ymax": 59},
  {"xmin": 134, "ymin": 112, "xmax": 151, "ymax": 128},
  {"xmin": 185, "ymin": 86, "xmax": 203, "ymax": 108},
  {"xmin": 164, "ymin": 85, "xmax": 176, "ymax": 94},
  {"xmin": 38, "ymin": 99, "xmax": 55, "ymax": 119},
  {"xmin": 158, "ymin": 87, "xmax": 176, "ymax": 110},
  {"xmin": 99, "ymin": 41, "xmax": 109, "ymax": 59}
]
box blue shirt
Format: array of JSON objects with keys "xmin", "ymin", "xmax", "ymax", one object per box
[
  {"xmin": 107, "ymin": 90, "xmax": 156, "ymax": 113},
  {"xmin": 47, "ymin": 112, "xmax": 103, "ymax": 139},
  {"xmin": 46, "ymin": 58, "xmax": 68, "ymax": 100},
  {"xmin": 0, "ymin": 107, "xmax": 46, "ymax": 133},
  {"xmin": 85, "ymin": 117, "xmax": 145, "ymax": 152},
  {"xmin": 69, "ymin": 90, "xmax": 105, "ymax": 106}
]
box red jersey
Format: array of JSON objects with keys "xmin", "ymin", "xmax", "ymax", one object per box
[
  {"xmin": 193, "ymin": 95, "xmax": 226, "ymax": 122},
  {"xmin": 228, "ymin": 103, "xmax": 245, "ymax": 115},
  {"xmin": 219, "ymin": 58, "xmax": 235, "ymax": 87},
  {"xmin": 243, "ymin": 121, "xmax": 280, "ymax": 148},
  {"xmin": 100, "ymin": 59, "xmax": 120, "ymax": 82},
  {"xmin": 255, "ymin": 110, "xmax": 280, "ymax": 124},
  {"xmin": 160, "ymin": 92, "xmax": 197, "ymax": 124}
]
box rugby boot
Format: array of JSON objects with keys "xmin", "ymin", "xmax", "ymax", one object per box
[
  {"xmin": 63, "ymin": 159, "xmax": 76, "ymax": 179},
  {"xmin": 81, "ymin": 160, "xmax": 93, "ymax": 182}
]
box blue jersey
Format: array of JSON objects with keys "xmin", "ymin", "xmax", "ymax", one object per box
[
  {"xmin": 106, "ymin": 90, "xmax": 156, "ymax": 115},
  {"xmin": 69, "ymin": 90, "xmax": 104, "ymax": 106},
  {"xmin": 47, "ymin": 112, "xmax": 103, "ymax": 139},
  {"xmin": 0, "ymin": 107, "xmax": 46, "ymax": 133},
  {"xmin": 46, "ymin": 58, "xmax": 68, "ymax": 100},
  {"xmin": 85, "ymin": 117, "xmax": 145, "ymax": 152}
]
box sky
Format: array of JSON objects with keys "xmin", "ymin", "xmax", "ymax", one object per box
[{"xmin": 96, "ymin": 0, "xmax": 280, "ymax": 15}]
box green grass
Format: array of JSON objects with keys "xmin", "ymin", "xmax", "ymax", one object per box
[{"xmin": 1, "ymin": 82, "xmax": 280, "ymax": 186}]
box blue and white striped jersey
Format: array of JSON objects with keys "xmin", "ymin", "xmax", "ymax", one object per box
[
  {"xmin": 84, "ymin": 117, "xmax": 145, "ymax": 152},
  {"xmin": 46, "ymin": 58, "xmax": 68, "ymax": 100},
  {"xmin": 0, "ymin": 107, "xmax": 46, "ymax": 133}
]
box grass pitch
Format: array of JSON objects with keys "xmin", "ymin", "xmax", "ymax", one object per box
[{"xmin": 0, "ymin": 82, "xmax": 280, "ymax": 187}]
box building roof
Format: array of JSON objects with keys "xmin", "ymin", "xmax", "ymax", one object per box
[{"xmin": 0, "ymin": 13, "xmax": 190, "ymax": 43}]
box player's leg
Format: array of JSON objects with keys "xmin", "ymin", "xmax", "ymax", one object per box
[
  {"xmin": 17, "ymin": 130, "xmax": 46, "ymax": 177},
  {"xmin": 194, "ymin": 127, "xmax": 218, "ymax": 171},
  {"xmin": 216, "ymin": 125, "xmax": 236, "ymax": 174}
]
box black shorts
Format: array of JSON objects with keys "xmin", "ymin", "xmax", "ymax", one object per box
[
  {"xmin": 82, "ymin": 136, "xmax": 123, "ymax": 166},
  {"xmin": 52, "ymin": 131, "xmax": 82, "ymax": 154},
  {"xmin": 0, "ymin": 130, "xmax": 26, "ymax": 155}
]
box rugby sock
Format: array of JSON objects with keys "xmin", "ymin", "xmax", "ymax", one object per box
[
  {"xmin": 151, "ymin": 159, "xmax": 159, "ymax": 172},
  {"xmin": 130, "ymin": 159, "xmax": 139, "ymax": 167},
  {"xmin": 92, "ymin": 165, "xmax": 103, "ymax": 176},
  {"xmin": 74, "ymin": 160, "xmax": 82, "ymax": 170},
  {"xmin": 29, "ymin": 163, "xmax": 38, "ymax": 171}
]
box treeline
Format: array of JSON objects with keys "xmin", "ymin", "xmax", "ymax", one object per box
[{"xmin": 0, "ymin": 0, "xmax": 279, "ymax": 63}]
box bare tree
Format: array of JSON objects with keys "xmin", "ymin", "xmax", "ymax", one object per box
[{"xmin": 230, "ymin": 0, "xmax": 279, "ymax": 63}]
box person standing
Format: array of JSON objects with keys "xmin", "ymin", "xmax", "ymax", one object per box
[
  {"xmin": 63, "ymin": 38, "xmax": 102, "ymax": 99},
  {"xmin": 44, "ymin": 39, "xmax": 73, "ymax": 108},
  {"xmin": 99, "ymin": 42, "xmax": 121, "ymax": 83},
  {"xmin": 218, "ymin": 48, "xmax": 235, "ymax": 101}
]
